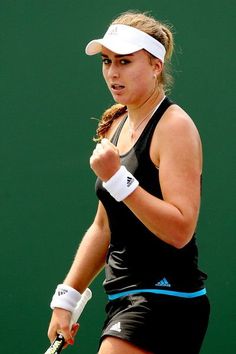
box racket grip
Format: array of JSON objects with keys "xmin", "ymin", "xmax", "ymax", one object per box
[{"xmin": 44, "ymin": 333, "xmax": 65, "ymax": 354}]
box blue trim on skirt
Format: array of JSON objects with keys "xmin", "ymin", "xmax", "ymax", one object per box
[{"xmin": 108, "ymin": 288, "xmax": 207, "ymax": 300}]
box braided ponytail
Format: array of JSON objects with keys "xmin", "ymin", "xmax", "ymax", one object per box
[{"xmin": 94, "ymin": 104, "xmax": 127, "ymax": 141}]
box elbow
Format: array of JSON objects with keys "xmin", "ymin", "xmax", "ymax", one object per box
[
  {"xmin": 172, "ymin": 236, "xmax": 191, "ymax": 249},
  {"xmin": 166, "ymin": 222, "xmax": 196, "ymax": 249},
  {"xmin": 170, "ymin": 209, "xmax": 198, "ymax": 249}
]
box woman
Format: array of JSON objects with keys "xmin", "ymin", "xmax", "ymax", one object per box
[{"xmin": 47, "ymin": 11, "xmax": 210, "ymax": 354}]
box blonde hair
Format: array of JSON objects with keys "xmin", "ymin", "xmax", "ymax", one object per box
[{"xmin": 94, "ymin": 11, "xmax": 174, "ymax": 141}]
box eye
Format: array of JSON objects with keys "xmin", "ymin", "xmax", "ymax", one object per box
[
  {"xmin": 102, "ymin": 58, "xmax": 111, "ymax": 65},
  {"xmin": 120, "ymin": 59, "xmax": 130, "ymax": 65}
]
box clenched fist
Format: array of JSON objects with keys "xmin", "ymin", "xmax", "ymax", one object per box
[{"xmin": 90, "ymin": 138, "xmax": 121, "ymax": 181}]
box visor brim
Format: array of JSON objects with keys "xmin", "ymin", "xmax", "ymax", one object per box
[{"xmin": 85, "ymin": 38, "xmax": 142, "ymax": 56}]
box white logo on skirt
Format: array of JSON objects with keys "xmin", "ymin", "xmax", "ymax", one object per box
[{"xmin": 109, "ymin": 321, "xmax": 121, "ymax": 332}]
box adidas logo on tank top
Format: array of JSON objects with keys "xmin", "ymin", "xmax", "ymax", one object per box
[{"xmin": 155, "ymin": 277, "xmax": 171, "ymax": 287}]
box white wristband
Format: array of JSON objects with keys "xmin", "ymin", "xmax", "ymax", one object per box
[
  {"xmin": 102, "ymin": 166, "xmax": 139, "ymax": 202},
  {"xmin": 50, "ymin": 284, "xmax": 81, "ymax": 313}
]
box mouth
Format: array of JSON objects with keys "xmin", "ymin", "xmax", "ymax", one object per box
[{"xmin": 110, "ymin": 83, "xmax": 125, "ymax": 92}]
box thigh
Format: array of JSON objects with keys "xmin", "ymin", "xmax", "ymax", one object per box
[{"xmin": 98, "ymin": 336, "xmax": 153, "ymax": 354}]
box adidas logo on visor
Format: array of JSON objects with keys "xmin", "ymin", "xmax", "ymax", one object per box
[{"xmin": 107, "ymin": 26, "xmax": 118, "ymax": 35}]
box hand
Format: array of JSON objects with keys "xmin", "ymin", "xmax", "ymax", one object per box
[
  {"xmin": 90, "ymin": 138, "xmax": 121, "ymax": 181},
  {"xmin": 47, "ymin": 308, "xmax": 79, "ymax": 348}
]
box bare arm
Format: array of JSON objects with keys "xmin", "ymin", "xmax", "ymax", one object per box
[
  {"xmin": 63, "ymin": 201, "xmax": 110, "ymax": 292},
  {"xmin": 47, "ymin": 201, "xmax": 110, "ymax": 344},
  {"xmin": 124, "ymin": 106, "xmax": 202, "ymax": 248}
]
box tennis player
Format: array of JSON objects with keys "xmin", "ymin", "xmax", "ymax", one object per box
[{"xmin": 47, "ymin": 11, "xmax": 210, "ymax": 354}]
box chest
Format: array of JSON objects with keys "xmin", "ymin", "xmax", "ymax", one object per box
[{"xmin": 115, "ymin": 119, "xmax": 160, "ymax": 167}]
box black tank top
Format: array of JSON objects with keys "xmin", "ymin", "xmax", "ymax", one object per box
[{"xmin": 95, "ymin": 97, "xmax": 207, "ymax": 296}]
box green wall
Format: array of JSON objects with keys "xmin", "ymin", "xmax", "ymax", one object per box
[{"xmin": 0, "ymin": 1, "xmax": 235, "ymax": 353}]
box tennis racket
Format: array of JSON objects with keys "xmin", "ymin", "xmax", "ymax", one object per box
[{"xmin": 44, "ymin": 288, "xmax": 92, "ymax": 354}]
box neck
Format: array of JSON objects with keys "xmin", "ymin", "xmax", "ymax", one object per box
[
  {"xmin": 127, "ymin": 89, "xmax": 165, "ymax": 129},
  {"xmin": 126, "ymin": 91, "xmax": 165, "ymax": 142}
]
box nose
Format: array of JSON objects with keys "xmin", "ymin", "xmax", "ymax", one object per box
[{"xmin": 108, "ymin": 63, "xmax": 119, "ymax": 79}]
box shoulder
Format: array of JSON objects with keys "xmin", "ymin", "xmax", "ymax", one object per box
[
  {"xmin": 151, "ymin": 103, "xmax": 202, "ymax": 167},
  {"xmin": 160, "ymin": 104, "xmax": 197, "ymax": 131},
  {"xmin": 156, "ymin": 104, "xmax": 200, "ymax": 146}
]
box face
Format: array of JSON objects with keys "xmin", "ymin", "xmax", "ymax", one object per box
[{"xmin": 101, "ymin": 48, "xmax": 162, "ymax": 108}]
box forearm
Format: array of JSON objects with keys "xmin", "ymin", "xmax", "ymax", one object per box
[
  {"xmin": 124, "ymin": 186, "xmax": 199, "ymax": 249},
  {"xmin": 47, "ymin": 203, "xmax": 110, "ymax": 345},
  {"xmin": 63, "ymin": 220, "xmax": 110, "ymax": 293}
]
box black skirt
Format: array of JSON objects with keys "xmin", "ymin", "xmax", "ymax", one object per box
[{"xmin": 99, "ymin": 293, "xmax": 210, "ymax": 354}]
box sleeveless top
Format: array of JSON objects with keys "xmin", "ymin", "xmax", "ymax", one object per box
[{"xmin": 95, "ymin": 97, "xmax": 207, "ymax": 299}]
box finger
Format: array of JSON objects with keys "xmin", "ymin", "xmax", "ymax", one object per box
[
  {"xmin": 96, "ymin": 143, "xmax": 103, "ymax": 151},
  {"xmin": 93, "ymin": 143, "xmax": 103, "ymax": 155},
  {"xmin": 57, "ymin": 331, "xmax": 74, "ymax": 348},
  {"xmin": 48, "ymin": 322, "xmax": 60, "ymax": 344},
  {"xmin": 71, "ymin": 323, "xmax": 80, "ymax": 338},
  {"xmin": 101, "ymin": 138, "xmax": 119, "ymax": 153},
  {"xmin": 101, "ymin": 138, "xmax": 111, "ymax": 147},
  {"xmin": 65, "ymin": 323, "xmax": 79, "ymax": 347},
  {"xmin": 55, "ymin": 324, "xmax": 73, "ymax": 345},
  {"xmin": 56, "ymin": 331, "xmax": 70, "ymax": 345},
  {"xmin": 101, "ymin": 138, "xmax": 109, "ymax": 143}
]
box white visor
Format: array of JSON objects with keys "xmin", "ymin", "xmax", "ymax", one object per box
[{"xmin": 85, "ymin": 24, "xmax": 166, "ymax": 62}]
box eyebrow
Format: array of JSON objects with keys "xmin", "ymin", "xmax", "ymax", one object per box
[{"xmin": 101, "ymin": 53, "xmax": 134, "ymax": 58}]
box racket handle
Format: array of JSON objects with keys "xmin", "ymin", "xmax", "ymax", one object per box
[
  {"xmin": 44, "ymin": 288, "xmax": 92, "ymax": 354},
  {"xmin": 44, "ymin": 334, "xmax": 64, "ymax": 354}
]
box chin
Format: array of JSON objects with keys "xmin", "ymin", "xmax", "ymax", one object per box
[
  {"xmin": 112, "ymin": 96, "xmax": 130, "ymax": 106},
  {"xmin": 113, "ymin": 97, "xmax": 126, "ymax": 105}
]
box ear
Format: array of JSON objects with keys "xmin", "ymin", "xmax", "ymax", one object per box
[{"xmin": 152, "ymin": 58, "xmax": 163, "ymax": 76}]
